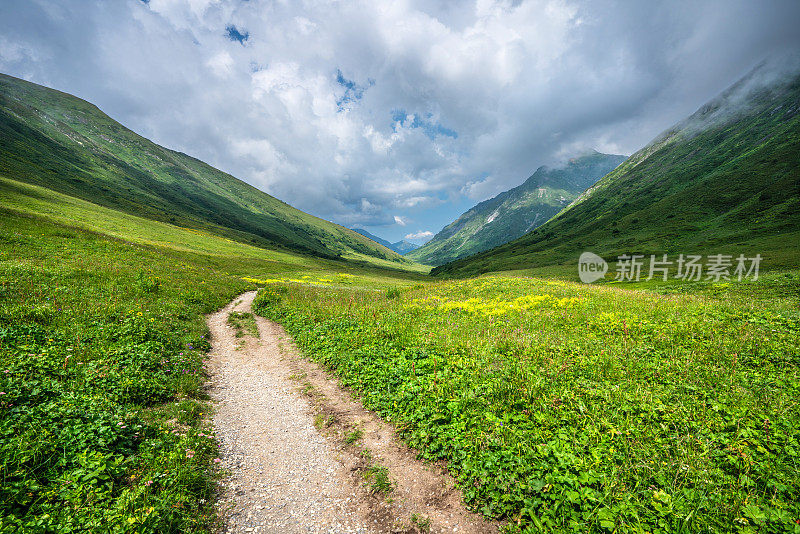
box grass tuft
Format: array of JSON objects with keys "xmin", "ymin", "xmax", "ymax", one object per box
[
  {"xmin": 363, "ymin": 464, "xmax": 396, "ymax": 495},
  {"xmin": 226, "ymin": 311, "xmax": 258, "ymax": 338},
  {"xmin": 344, "ymin": 429, "xmax": 364, "ymax": 444}
]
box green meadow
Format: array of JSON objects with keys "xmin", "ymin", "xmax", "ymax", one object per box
[
  {"xmin": 2, "ymin": 176, "xmax": 799, "ymax": 533},
  {"xmin": 2, "ymin": 26, "xmax": 799, "ymax": 534},
  {"xmin": 0, "ymin": 181, "xmax": 423, "ymax": 533},
  {"xmin": 253, "ymin": 273, "xmax": 799, "ymax": 533}
]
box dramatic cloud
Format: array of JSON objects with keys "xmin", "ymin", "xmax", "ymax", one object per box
[{"xmin": 1, "ymin": 0, "xmax": 798, "ymax": 241}]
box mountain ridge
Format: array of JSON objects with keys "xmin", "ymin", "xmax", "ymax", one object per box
[
  {"xmin": 351, "ymin": 228, "xmax": 420, "ymax": 255},
  {"xmin": 432, "ymin": 60, "xmax": 800, "ymax": 277},
  {"xmin": 407, "ymin": 151, "xmax": 626, "ymax": 265},
  {"xmin": 0, "ymin": 72, "xmax": 409, "ymax": 265}
]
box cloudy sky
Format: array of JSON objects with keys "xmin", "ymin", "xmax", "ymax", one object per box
[{"xmin": 1, "ymin": 0, "xmax": 799, "ymax": 243}]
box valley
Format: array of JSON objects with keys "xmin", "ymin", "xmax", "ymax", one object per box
[
  {"xmin": 407, "ymin": 151, "xmax": 626, "ymax": 266},
  {"xmin": 1, "ymin": 38, "xmax": 798, "ymax": 534},
  {"xmin": 433, "ymin": 64, "xmax": 800, "ymax": 277}
]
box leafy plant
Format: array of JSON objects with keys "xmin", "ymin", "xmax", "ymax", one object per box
[
  {"xmin": 253, "ymin": 272, "xmax": 800, "ymax": 532},
  {"xmin": 363, "ymin": 464, "xmax": 395, "ymax": 495},
  {"xmin": 226, "ymin": 311, "xmax": 258, "ymax": 338},
  {"xmin": 344, "ymin": 429, "xmax": 364, "ymax": 444},
  {"xmin": 410, "ymin": 512, "xmax": 431, "ymax": 532}
]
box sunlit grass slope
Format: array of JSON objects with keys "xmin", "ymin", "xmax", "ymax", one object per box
[
  {"xmin": 0, "ymin": 190, "xmax": 424, "ymax": 532},
  {"xmin": 0, "ymin": 72, "xmax": 410, "ymax": 265},
  {"xmin": 0, "ymin": 175, "xmax": 428, "ymax": 274},
  {"xmin": 253, "ymin": 273, "xmax": 799, "ymax": 533},
  {"xmin": 434, "ymin": 65, "xmax": 800, "ymax": 277}
]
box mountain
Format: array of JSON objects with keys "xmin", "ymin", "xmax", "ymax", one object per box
[
  {"xmin": 0, "ymin": 73, "xmax": 409, "ymax": 265},
  {"xmin": 391, "ymin": 240, "xmax": 420, "ymax": 254},
  {"xmin": 352, "ymin": 228, "xmax": 420, "ymax": 255},
  {"xmin": 407, "ymin": 151, "xmax": 626, "ymax": 265},
  {"xmin": 432, "ymin": 60, "xmax": 800, "ymax": 277}
]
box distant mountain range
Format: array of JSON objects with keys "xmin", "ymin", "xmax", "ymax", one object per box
[
  {"xmin": 351, "ymin": 228, "xmax": 420, "ymax": 255},
  {"xmin": 407, "ymin": 151, "xmax": 626, "ymax": 265},
  {"xmin": 433, "ymin": 60, "xmax": 800, "ymax": 276},
  {"xmin": 0, "ymin": 73, "xmax": 410, "ymax": 265}
]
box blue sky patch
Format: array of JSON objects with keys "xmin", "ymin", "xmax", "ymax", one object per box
[
  {"xmin": 335, "ymin": 70, "xmax": 372, "ymax": 111},
  {"xmin": 226, "ymin": 25, "xmax": 249, "ymax": 44},
  {"xmin": 392, "ymin": 109, "xmax": 457, "ymax": 140}
]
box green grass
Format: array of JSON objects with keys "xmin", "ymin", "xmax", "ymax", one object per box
[
  {"xmin": 0, "ymin": 205, "xmax": 420, "ymax": 532},
  {"xmin": 0, "ymin": 212, "xmax": 251, "ymax": 532},
  {"xmin": 252, "ymin": 273, "xmax": 800, "ymax": 533},
  {"xmin": 0, "ymin": 176, "xmax": 306, "ymax": 263},
  {"xmin": 344, "ymin": 429, "xmax": 364, "ymax": 444},
  {"xmin": 363, "ymin": 464, "xmax": 396, "ymax": 495},
  {"xmin": 313, "ymin": 413, "xmax": 336, "ymax": 430},
  {"xmin": 227, "ymin": 312, "xmax": 259, "ymax": 339},
  {"xmin": 410, "ymin": 512, "xmax": 431, "ymax": 532},
  {"xmin": 3, "ymin": 162, "xmax": 798, "ymax": 532},
  {"xmin": 0, "ymin": 175, "xmax": 428, "ymax": 282}
]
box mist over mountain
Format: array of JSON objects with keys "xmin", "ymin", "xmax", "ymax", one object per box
[{"xmin": 433, "ymin": 59, "xmax": 800, "ymax": 276}]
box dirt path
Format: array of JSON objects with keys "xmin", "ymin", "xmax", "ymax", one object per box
[{"xmin": 207, "ymin": 292, "xmax": 497, "ymax": 534}]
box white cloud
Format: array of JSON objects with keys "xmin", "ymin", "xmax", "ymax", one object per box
[
  {"xmin": 0, "ymin": 36, "xmax": 41, "ymax": 64},
  {"xmin": 405, "ymin": 230, "xmax": 434, "ymax": 240},
  {"xmin": 393, "ymin": 215, "xmax": 408, "ymax": 226},
  {"xmin": 394, "ymin": 196, "xmax": 441, "ymax": 208}
]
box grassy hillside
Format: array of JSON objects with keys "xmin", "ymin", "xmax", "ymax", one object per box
[
  {"xmin": 433, "ymin": 66, "xmax": 800, "ymax": 277},
  {"xmin": 3, "ymin": 116, "xmax": 798, "ymax": 533},
  {"xmin": 0, "ymin": 175, "xmax": 429, "ymax": 276},
  {"xmin": 407, "ymin": 152, "xmax": 625, "ymax": 265},
  {"xmin": 3, "ymin": 60, "xmax": 799, "ymax": 534},
  {"xmin": 0, "ymin": 73, "xmax": 409, "ymax": 265}
]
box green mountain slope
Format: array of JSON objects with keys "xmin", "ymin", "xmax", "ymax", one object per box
[
  {"xmin": 0, "ymin": 73, "xmax": 408, "ymax": 264},
  {"xmin": 433, "ymin": 62, "xmax": 800, "ymax": 277},
  {"xmin": 352, "ymin": 227, "xmax": 420, "ymax": 255},
  {"xmin": 407, "ymin": 151, "xmax": 625, "ymax": 265}
]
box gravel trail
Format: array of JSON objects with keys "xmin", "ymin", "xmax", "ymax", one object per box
[{"xmin": 207, "ymin": 291, "xmax": 496, "ymax": 534}]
